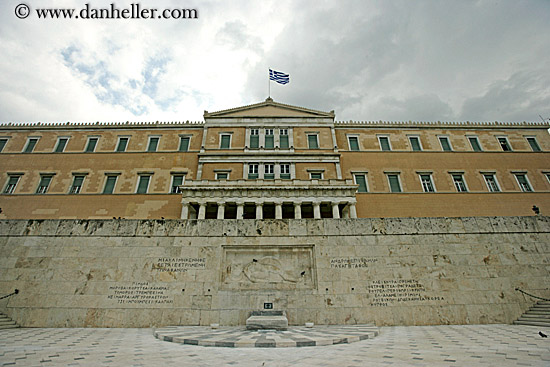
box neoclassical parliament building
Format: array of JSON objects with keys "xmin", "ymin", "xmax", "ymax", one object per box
[{"xmin": 1, "ymin": 98, "xmax": 549, "ymax": 220}]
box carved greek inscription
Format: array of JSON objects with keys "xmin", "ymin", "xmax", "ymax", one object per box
[
  {"xmin": 152, "ymin": 257, "xmax": 206, "ymax": 272},
  {"xmin": 107, "ymin": 282, "xmax": 173, "ymax": 305},
  {"xmin": 330, "ymin": 257, "xmax": 378, "ymax": 268},
  {"xmin": 368, "ymin": 279, "xmax": 444, "ymax": 307}
]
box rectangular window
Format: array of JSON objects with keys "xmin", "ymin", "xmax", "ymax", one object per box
[
  {"xmin": 147, "ymin": 137, "xmax": 159, "ymax": 152},
  {"xmin": 497, "ymin": 137, "xmax": 512, "ymax": 151},
  {"xmin": 348, "ymin": 136, "xmax": 360, "ymax": 151},
  {"xmin": 216, "ymin": 172, "xmax": 228, "ymax": 180},
  {"xmin": 0, "ymin": 138, "xmax": 7, "ymax": 152},
  {"xmin": 220, "ymin": 134, "xmax": 231, "ymax": 149},
  {"xmin": 103, "ymin": 175, "xmax": 118, "ymax": 194},
  {"xmin": 483, "ymin": 174, "xmax": 500, "ymax": 192},
  {"xmin": 279, "ymin": 129, "xmax": 289, "ymax": 149},
  {"xmin": 310, "ymin": 172, "xmax": 323, "ymax": 180},
  {"xmin": 171, "ymin": 175, "xmax": 185, "ymax": 193},
  {"xmin": 354, "ymin": 174, "xmax": 368, "ymax": 193},
  {"xmin": 409, "ymin": 136, "xmax": 422, "ymax": 151},
  {"xmin": 280, "ymin": 164, "xmax": 291, "ymax": 179},
  {"xmin": 387, "ymin": 174, "xmax": 402, "ymax": 193},
  {"xmin": 249, "ymin": 129, "xmax": 259, "ymax": 149},
  {"xmin": 264, "ymin": 164, "xmax": 275, "ymax": 179},
  {"xmin": 307, "ymin": 134, "xmax": 319, "ymax": 149},
  {"xmin": 248, "ymin": 163, "xmax": 259, "ymax": 179},
  {"xmin": 179, "ymin": 136, "xmax": 190, "ymax": 152},
  {"xmin": 85, "ymin": 137, "xmax": 98, "ymax": 152},
  {"xmin": 36, "ymin": 175, "xmax": 53, "ymax": 194},
  {"xmin": 69, "ymin": 175, "xmax": 85, "ymax": 194},
  {"xmin": 420, "ymin": 174, "xmax": 435, "ymax": 192},
  {"xmin": 3, "ymin": 175, "xmax": 21, "ymax": 194},
  {"xmin": 265, "ymin": 129, "xmax": 274, "ymax": 149},
  {"xmin": 439, "ymin": 137, "xmax": 452, "ymax": 151},
  {"xmin": 54, "ymin": 137, "xmax": 69, "ymax": 153},
  {"xmin": 515, "ymin": 174, "xmax": 533, "ymax": 192},
  {"xmin": 136, "ymin": 175, "xmax": 151, "ymax": 194},
  {"xmin": 468, "ymin": 136, "xmax": 482, "ymax": 151},
  {"xmin": 452, "ymin": 174, "xmax": 468, "ymax": 192},
  {"xmin": 378, "ymin": 136, "xmax": 391, "ymax": 151},
  {"xmin": 526, "ymin": 137, "xmax": 542, "ymax": 152},
  {"xmin": 23, "ymin": 138, "xmax": 38, "ymax": 153},
  {"xmin": 116, "ymin": 137, "xmax": 129, "ymax": 152}
]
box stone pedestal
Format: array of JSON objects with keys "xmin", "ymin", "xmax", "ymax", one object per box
[{"xmin": 246, "ymin": 311, "xmax": 288, "ymax": 331}]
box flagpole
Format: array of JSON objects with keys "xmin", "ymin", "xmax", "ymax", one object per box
[{"xmin": 268, "ymin": 69, "xmax": 271, "ymax": 98}]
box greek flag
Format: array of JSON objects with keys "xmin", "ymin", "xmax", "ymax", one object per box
[{"xmin": 269, "ymin": 69, "xmax": 289, "ymax": 85}]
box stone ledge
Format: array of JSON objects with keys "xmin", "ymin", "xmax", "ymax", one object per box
[{"xmin": 0, "ymin": 216, "xmax": 547, "ymax": 238}]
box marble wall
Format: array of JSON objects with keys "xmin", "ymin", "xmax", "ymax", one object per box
[{"xmin": 0, "ymin": 216, "xmax": 549, "ymax": 327}]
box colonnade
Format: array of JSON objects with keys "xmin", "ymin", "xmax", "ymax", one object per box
[{"xmin": 180, "ymin": 199, "xmax": 357, "ymax": 219}]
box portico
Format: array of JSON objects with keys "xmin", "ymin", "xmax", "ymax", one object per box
[{"xmin": 179, "ymin": 179, "xmax": 358, "ymax": 219}]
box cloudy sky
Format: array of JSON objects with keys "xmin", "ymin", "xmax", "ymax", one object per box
[{"xmin": 1, "ymin": 0, "xmax": 549, "ymax": 123}]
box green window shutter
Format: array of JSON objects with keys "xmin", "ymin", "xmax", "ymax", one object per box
[
  {"xmin": 379, "ymin": 137, "xmax": 391, "ymax": 151},
  {"xmin": 70, "ymin": 176, "xmax": 84, "ymax": 194},
  {"xmin": 250, "ymin": 135, "xmax": 259, "ymax": 148},
  {"xmin": 388, "ymin": 175, "xmax": 401, "ymax": 192},
  {"xmin": 24, "ymin": 139, "xmax": 38, "ymax": 153},
  {"xmin": 85, "ymin": 138, "xmax": 98, "ymax": 152},
  {"xmin": 265, "ymin": 135, "xmax": 274, "ymax": 149},
  {"xmin": 355, "ymin": 175, "xmax": 367, "ymax": 192},
  {"xmin": 179, "ymin": 137, "xmax": 190, "ymax": 152},
  {"xmin": 0, "ymin": 138, "xmax": 7, "ymax": 152},
  {"xmin": 527, "ymin": 138, "xmax": 541, "ymax": 152},
  {"xmin": 410, "ymin": 137, "xmax": 421, "ymax": 151},
  {"xmin": 310, "ymin": 172, "xmax": 322, "ymax": 179},
  {"xmin": 349, "ymin": 137, "xmax": 359, "ymax": 151},
  {"xmin": 308, "ymin": 135, "xmax": 319, "ymax": 149},
  {"xmin": 137, "ymin": 176, "xmax": 150, "ymax": 193},
  {"xmin": 220, "ymin": 135, "xmax": 231, "ymax": 149},
  {"xmin": 55, "ymin": 138, "xmax": 68, "ymax": 153},
  {"xmin": 469, "ymin": 137, "xmax": 482, "ymax": 151},
  {"xmin": 439, "ymin": 137, "xmax": 452, "ymax": 151},
  {"xmin": 279, "ymin": 135, "xmax": 289, "ymax": 149},
  {"xmin": 116, "ymin": 138, "xmax": 128, "ymax": 152},
  {"xmin": 137, "ymin": 176, "xmax": 150, "ymax": 194},
  {"xmin": 148, "ymin": 137, "xmax": 159, "ymax": 152},
  {"xmin": 103, "ymin": 176, "xmax": 117, "ymax": 194},
  {"xmin": 217, "ymin": 173, "xmax": 228, "ymax": 180}
]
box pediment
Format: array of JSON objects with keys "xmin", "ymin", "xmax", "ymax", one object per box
[{"xmin": 204, "ymin": 98, "xmax": 334, "ymax": 118}]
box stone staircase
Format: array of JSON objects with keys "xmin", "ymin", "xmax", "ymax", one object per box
[
  {"xmin": 514, "ymin": 301, "xmax": 550, "ymax": 327},
  {"xmin": 0, "ymin": 311, "xmax": 19, "ymax": 329}
]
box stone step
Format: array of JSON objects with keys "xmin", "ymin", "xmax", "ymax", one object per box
[
  {"xmin": 525, "ymin": 310, "xmax": 550, "ymax": 315},
  {"xmin": 521, "ymin": 314, "xmax": 550, "ymax": 319},
  {"xmin": 0, "ymin": 312, "xmax": 19, "ymax": 329},
  {"xmin": 517, "ymin": 317, "xmax": 550, "ymax": 323},
  {"xmin": 531, "ymin": 305, "xmax": 550, "ymax": 310},
  {"xmin": 514, "ymin": 320, "xmax": 550, "ymax": 327}
]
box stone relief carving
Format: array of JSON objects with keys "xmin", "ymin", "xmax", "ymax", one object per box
[{"xmin": 221, "ymin": 245, "xmax": 316, "ymax": 290}]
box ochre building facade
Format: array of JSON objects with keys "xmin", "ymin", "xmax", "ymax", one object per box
[{"xmin": 1, "ymin": 98, "xmax": 549, "ymax": 220}]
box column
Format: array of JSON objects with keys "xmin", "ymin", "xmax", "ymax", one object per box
[
  {"xmin": 180, "ymin": 202, "xmax": 189, "ymax": 219},
  {"xmin": 197, "ymin": 203, "xmax": 206, "ymax": 220},
  {"xmin": 275, "ymin": 202, "xmax": 283, "ymax": 219},
  {"xmin": 217, "ymin": 203, "xmax": 225, "ymax": 219},
  {"xmin": 349, "ymin": 202, "xmax": 357, "ymax": 219},
  {"xmin": 294, "ymin": 202, "xmax": 302, "ymax": 219},
  {"xmin": 236, "ymin": 203, "xmax": 244, "ymax": 219},
  {"xmin": 332, "ymin": 202, "xmax": 340, "ymax": 219},
  {"xmin": 256, "ymin": 203, "xmax": 263, "ymax": 219},
  {"xmin": 313, "ymin": 202, "xmax": 321, "ymax": 219}
]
